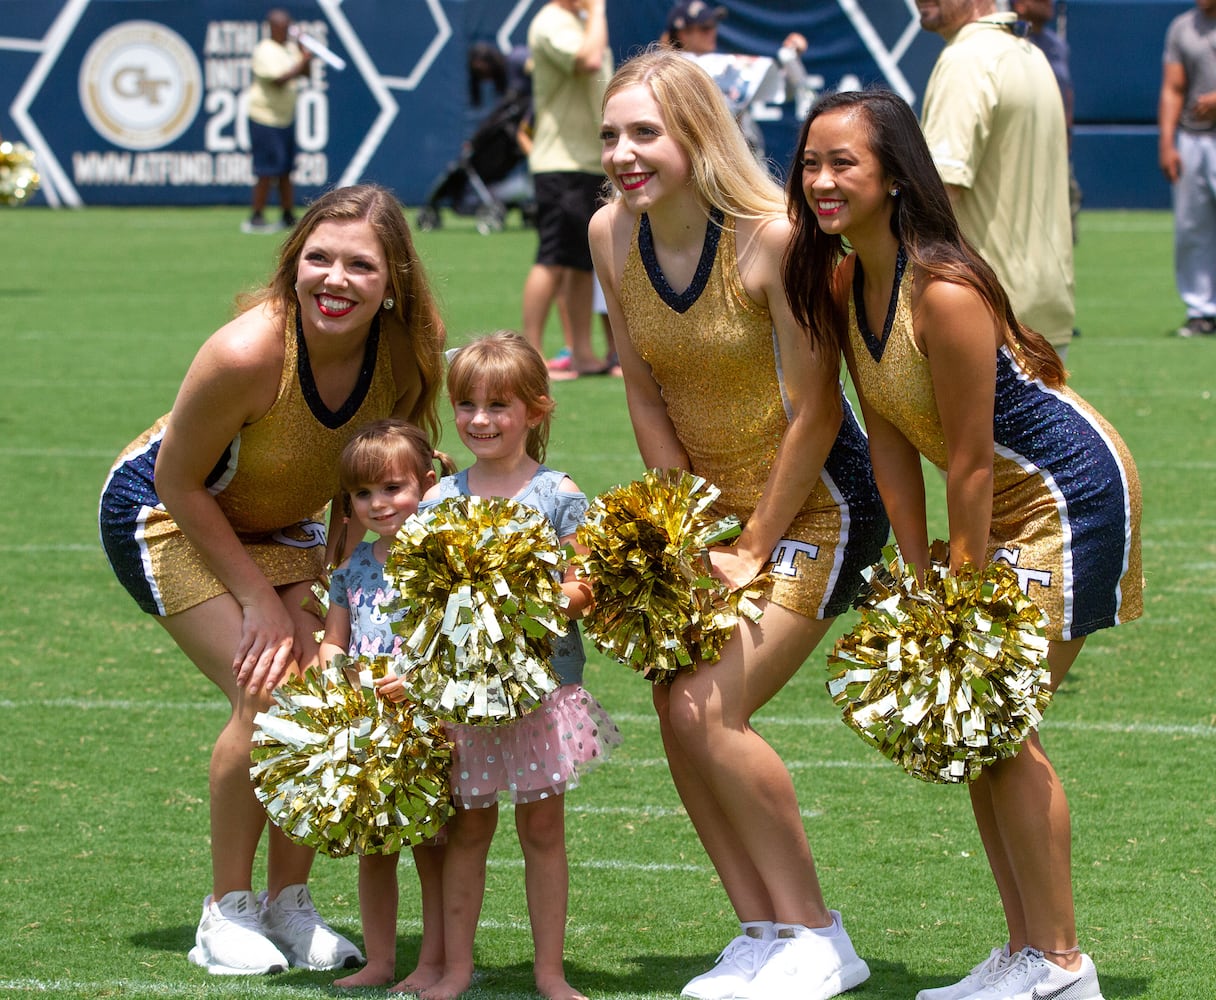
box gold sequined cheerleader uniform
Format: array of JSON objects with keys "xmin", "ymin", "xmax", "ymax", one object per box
[
  {"xmin": 99, "ymin": 310, "xmax": 398, "ymax": 616},
  {"xmin": 618, "ymin": 209, "xmax": 888, "ymax": 619},
  {"xmin": 845, "ymin": 251, "xmax": 1143, "ymax": 639}
]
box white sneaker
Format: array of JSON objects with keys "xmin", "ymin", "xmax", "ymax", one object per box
[
  {"xmin": 681, "ymin": 929, "xmax": 771, "ymax": 1000},
  {"xmin": 917, "ymin": 945, "xmax": 1011, "ymax": 1000},
  {"xmin": 258, "ymin": 884, "xmax": 364, "ymax": 971},
  {"xmin": 962, "ymin": 947, "xmax": 1105, "ymax": 1000},
  {"xmin": 187, "ymin": 890, "xmax": 289, "ymax": 975},
  {"xmin": 735, "ymin": 911, "xmax": 870, "ymax": 1000}
]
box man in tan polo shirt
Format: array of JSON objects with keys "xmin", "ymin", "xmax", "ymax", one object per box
[{"xmin": 918, "ymin": 0, "xmax": 1075, "ymax": 360}]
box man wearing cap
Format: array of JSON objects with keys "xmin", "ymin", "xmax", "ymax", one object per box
[
  {"xmin": 662, "ymin": 1, "xmax": 728, "ymax": 52},
  {"xmin": 918, "ymin": 0, "xmax": 1074, "ymax": 360},
  {"xmin": 662, "ymin": 2, "xmax": 809, "ymax": 158}
]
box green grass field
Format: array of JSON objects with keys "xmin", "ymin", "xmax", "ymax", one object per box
[{"xmin": 0, "ymin": 205, "xmax": 1212, "ymax": 999}]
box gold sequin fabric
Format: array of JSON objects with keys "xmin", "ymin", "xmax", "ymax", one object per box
[
  {"xmin": 846, "ymin": 262, "xmax": 1142, "ymax": 639},
  {"xmin": 99, "ymin": 310, "xmax": 398, "ymax": 616},
  {"xmin": 618, "ymin": 214, "xmax": 887, "ymax": 619}
]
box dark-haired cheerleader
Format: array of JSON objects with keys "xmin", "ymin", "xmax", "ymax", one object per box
[{"xmin": 787, "ymin": 89, "xmax": 1141, "ymax": 1000}]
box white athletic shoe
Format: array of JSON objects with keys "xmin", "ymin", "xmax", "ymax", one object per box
[
  {"xmin": 681, "ymin": 929, "xmax": 772, "ymax": 1000},
  {"xmin": 187, "ymin": 890, "xmax": 289, "ymax": 976},
  {"xmin": 961, "ymin": 947, "xmax": 1105, "ymax": 1000},
  {"xmin": 258, "ymin": 884, "xmax": 364, "ymax": 971},
  {"xmin": 917, "ymin": 945, "xmax": 1011, "ymax": 1000},
  {"xmin": 735, "ymin": 911, "xmax": 870, "ymax": 1000}
]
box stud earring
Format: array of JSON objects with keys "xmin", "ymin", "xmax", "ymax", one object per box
[
  {"xmin": 382, "ymin": 297, "xmax": 395, "ymax": 310},
  {"xmin": 889, "ymin": 187, "xmax": 900, "ymax": 197}
]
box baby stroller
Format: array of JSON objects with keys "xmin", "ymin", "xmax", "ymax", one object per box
[{"xmin": 415, "ymin": 87, "xmax": 536, "ymax": 235}]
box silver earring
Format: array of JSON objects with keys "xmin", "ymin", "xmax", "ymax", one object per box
[
  {"xmin": 382, "ymin": 297, "xmax": 395, "ymax": 310},
  {"xmin": 889, "ymin": 187, "xmax": 900, "ymax": 197}
]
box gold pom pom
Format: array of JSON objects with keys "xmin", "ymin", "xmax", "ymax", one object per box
[
  {"xmin": 383, "ymin": 495, "xmax": 565, "ymax": 725},
  {"xmin": 0, "ymin": 141, "xmax": 41, "ymax": 207},
  {"xmin": 574, "ymin": 469, "xmax": 762, "ymax": 684},
  {"xmin": 308, "ymin": 577, "xmax": 330, "ymax": 644},
  {"xmin": 827, "ymin": 541, "xmax": 1052, "ymax": 783},
  {"xmin": 251, "ymin": 655, "xmax": 453, "ymax": 857}
]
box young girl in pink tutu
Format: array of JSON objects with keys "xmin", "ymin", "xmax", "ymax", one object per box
[{"xmin": 417, "ymin": 330, "xmax": 620, "ymax": 1000}]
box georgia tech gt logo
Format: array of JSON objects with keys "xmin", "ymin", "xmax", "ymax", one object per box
[
  {"xmin": 78, "ymin": 21, "xmax": 203, "ymax": 150},
  {"xmin": 770, "ymin": 538, "xmax": 820, "ymax": 578},
  {"xmin": 993, "ymin": 545, "xmax": 1053, "ymax": 595}
]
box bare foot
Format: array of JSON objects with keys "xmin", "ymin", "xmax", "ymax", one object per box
[
  {"xmin": 334, "ymin": 963, "xmax": 396, "ymax": 988},
  {"xmin": 417, "ymin": 971, "xmax": 473, "ymax": 1000},
  {"xmin": 536, "ymin": 971, "xmax": 589, "ymax": 1000},
  {"xmin": 390, "ymin": 961, "xmax": 443, "ymax": 994}
]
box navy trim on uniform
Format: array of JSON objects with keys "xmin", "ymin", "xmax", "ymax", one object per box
[
  {"xmin": 992, "ymin": 347, "xmax": 1130, "ymax": 635},
  {"xmin": 98, "ymin": 433, "xmax": 165, "ymax": 615},
  {"xmin": 852, "ymin": 245, "xmax": 908, "ymax": 363},
  {"xmin": 821, "ymin": 393, "xmax": 890, "ymax": 616},
  {"xmin": 296, "ymin": 311, "xmax": 381, "ymax": 429},
  {"xmin": 639, "ymin": 207, "xmax": 724, "ymax": 314}
]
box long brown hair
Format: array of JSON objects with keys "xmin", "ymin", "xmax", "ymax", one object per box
[
  {"xmin": 240, "ymin": 183, "xmax": 446, "ymax": 440},
  {"xmin": 783, "ymin": 90, "xmax": 1066, "ymax": 387}
]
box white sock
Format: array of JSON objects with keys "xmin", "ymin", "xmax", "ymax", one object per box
[
  {"xmin": 774, "ymin": 916, "xmax": 838, "ymax": 939},
  {"xmin": 741, "ymin": 920, "xmax": 775, "ymax": 940}
]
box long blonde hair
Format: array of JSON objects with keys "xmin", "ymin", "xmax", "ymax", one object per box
[
  {"xmin": 603, "ymin": 48, "xmax": 786, "ymax": 223},
  {"xmin": 446, "ymin": 331, "xmax": 555, "ymax": 463}
]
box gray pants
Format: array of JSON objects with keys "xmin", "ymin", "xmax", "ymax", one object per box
[{"xmin": 1174, "ymin": 129, "xmax": 1216, "ymax": 319}]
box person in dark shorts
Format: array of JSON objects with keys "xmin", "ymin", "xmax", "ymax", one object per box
[{"xmin": 522, "ymin": 0, "xmax": 614, "ymax": 377}]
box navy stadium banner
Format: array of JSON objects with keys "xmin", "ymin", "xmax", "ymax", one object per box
[{"xmin": 0, "ymin": 0, "xmax": 1185, "ymax": 209}]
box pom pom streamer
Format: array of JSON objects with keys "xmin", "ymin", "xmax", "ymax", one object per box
[
  {"xmin": 251, "ymin": 655, "xmax": 453, "ymax": 857},
  {"xmin": 574, "ymin": 469, "xmax": 762, "ymax": 684},
  {"xmin": 383, "ymin": 495, "xmax": 565, "ymax": 725},
  {"xmin": 0, "ymin": 141, "xmax": 40, "ymax": 206},
  {"xmin": 827, "ymin": 541, "xmax": 1052, "ymax": 784},
  {"xmin": 308, "ymin": 577, "xmax": 330, "ymax": 644}
]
